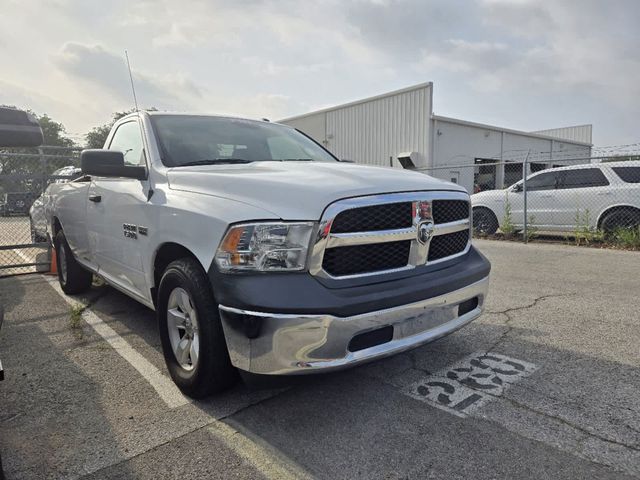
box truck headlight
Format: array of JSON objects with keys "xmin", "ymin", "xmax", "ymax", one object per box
[{"xmin": 215, "ymin": 222, "xmax": 314, "ymax": 272}]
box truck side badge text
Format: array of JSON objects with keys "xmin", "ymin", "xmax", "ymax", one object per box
[
  {"xmin": 123, "ymin": 224, "xmax": 137, "ymax": 239},
  {"xmin": 123, "ymin": 224, "xmax": 149, "ymax": 239}
]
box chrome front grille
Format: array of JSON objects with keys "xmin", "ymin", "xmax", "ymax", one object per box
[{"xmin": 310, "ymin": 191, "xmax": 471, "ymax": 279}]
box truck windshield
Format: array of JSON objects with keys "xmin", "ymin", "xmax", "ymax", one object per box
[{"xmin": 150, "ymin": 115, "xmax": 338, "ymax": 167}]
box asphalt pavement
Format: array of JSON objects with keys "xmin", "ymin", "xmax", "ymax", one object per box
[{"xmin": 0, "ymin": 239, "xmax": 638, "ymax": 479}]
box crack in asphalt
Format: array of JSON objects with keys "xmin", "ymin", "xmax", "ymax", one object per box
[
  {"xmin": 495, "ymin": 392, "xmax": 640, "ymax": 453},
  {"xmin": 484, "ymin": 293, "xmax": 576, "ymax": 354},
  {"xmin": 510, "ymin": 381, "xmax": 640, "ymax": 420},
  {"xmin": 216, "ymin": 387, "xmax": 291, "ymax": 422}
]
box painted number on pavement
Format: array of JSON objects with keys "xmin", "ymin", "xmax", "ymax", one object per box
[{"xmin": 404, "ymin": 352, "xmax": 538, "ymax": 417}]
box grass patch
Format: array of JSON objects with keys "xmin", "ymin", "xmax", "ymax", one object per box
[
  {"xmin": 609, "ymin": 226, "xmax": 640, "ymax": 249},
  {"xmin": 69, "ymin": 304, "xmax": 84, "ymax": 339}
]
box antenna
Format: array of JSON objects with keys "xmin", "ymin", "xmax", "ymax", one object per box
[{"xmin": 124, "ymin": 50, "xmax": 139, "ymax": 112}]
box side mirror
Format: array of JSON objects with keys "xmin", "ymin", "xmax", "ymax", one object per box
[
  {"xmin": 513, "ymin": 183, "xmax": 523, "ymax": 192},
  {"xmin": 81, "ymin": 150, "xmax": 147, "ymax": 180},
  {"xmin": 0, "ymin": 107, "xmax": 44, "ymax": 147}
]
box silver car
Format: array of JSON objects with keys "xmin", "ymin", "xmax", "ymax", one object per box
[{"xmin": 29, "ymin": 166, "xmax": 83, "ymax": 243}]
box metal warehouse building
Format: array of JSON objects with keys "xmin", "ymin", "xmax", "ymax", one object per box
[{"xmin": 279, "ymin": 82, "xmax": 592, "ymax": 193}]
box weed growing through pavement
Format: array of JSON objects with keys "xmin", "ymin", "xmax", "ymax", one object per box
[
  {"xmin": 573, "ymin": 209, "xmax": 604, "ymax": 246},
  {"xmin": 69, "ymin": 304, "xmax": 84, "ymax": 339},
  {"xmin": 525, "ymin": 215, "xmax": 539, "ymax": 242},
  {"xmin": 500, "ymin": 192, "xmax": 516, "ymax": 238},
  {"xmin": 610, "ymin": 226, "xmax": 640, "ymax": 249}
]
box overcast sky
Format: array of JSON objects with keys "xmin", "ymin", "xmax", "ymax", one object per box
[{"xmin": 1, "ymin": 0, "xmax": 638, "ymax": 147}]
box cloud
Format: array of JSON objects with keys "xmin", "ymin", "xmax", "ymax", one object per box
[
  {"xmin": 53, "ymin": 42, "xmax": 204, "ymax": 110},
  {"xmin": 345, "ymin": 0, "xmax": 486, "ymax": 59},
  {"xmin": 0, "ymin": 0, "xmax": 638, "ymax": 146}
]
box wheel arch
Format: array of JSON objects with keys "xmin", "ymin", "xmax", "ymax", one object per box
[
  {"xmin": 472, "ymin": 204, "xmax": 497, "ymax": 212},
  {"xmin": 151, "ymin": 242, "xmax": 204, "ymax": 305},
  {"xmin": 596, "ymin": 204, "xmax": 640, "ymax": 229},
  {"xmin": 472, "ymin": 204, "xmax": 499, "ymax": 221},
  {"xmin": 51, "ymin": 216, "xmax": 63, "ymax": 237}
]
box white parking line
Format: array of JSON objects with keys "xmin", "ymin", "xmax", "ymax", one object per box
[
  {"xmin": 41, "ymin": 274, "xmax": 312, "ymax": 480},
  {"xmin": 44, "ymin": 276, "xmax": 190, "ymax": 408}
]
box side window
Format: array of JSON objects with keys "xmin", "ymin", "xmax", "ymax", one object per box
[
  {"xmin": 558, "ymin": 168, "xmax": 609, "ymax": 189},
  {"xmin": 267, "ymin": 136, "xmax": 309, "ymax": 160},
  {"xmin": 109, "ymin": 121, "xmax": 145, "ymax": 166},
  {"xmin": 612, "ymin": 167, "xmax": 640, "ymax": 183},
  {"xmin": 526, "ymin": 172, "xmax": 558, "ymax": 191}
]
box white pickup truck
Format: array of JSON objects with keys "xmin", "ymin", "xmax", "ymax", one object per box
[{"xmin": 46, "ymin": 112, "xmax": 491, "ymax": 398}]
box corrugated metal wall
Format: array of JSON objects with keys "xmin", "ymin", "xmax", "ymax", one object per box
[
  {"xmin": 326, "ymin": 86, "xmax": 431, "ymax": 168},
  {"xmin": 531, "ymin": 124, "xmax": 593, "ymax": 144},
  {"xmin": 280, "ymin": 84, "xmax": 432, "ymax": 168}
]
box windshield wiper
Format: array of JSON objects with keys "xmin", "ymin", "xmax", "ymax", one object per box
[{"xmin": 178, "ymin": 158, "xmax": 254, "ymax": 166}]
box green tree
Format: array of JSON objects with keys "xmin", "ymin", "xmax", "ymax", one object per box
[
  {"xmin": 602, "ymin": 155, "xmax": 640, "ymax": 162},
  {"xmin": 38, "ymin": 114, "xmax": 76, "ymax": 147},
  {"xmin": 0, "ymin": 111, "xmax": 77, "ymax": 195}
]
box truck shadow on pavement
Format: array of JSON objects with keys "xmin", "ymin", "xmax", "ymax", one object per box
[{"xmin": 0, "ymin": 276, "xmax": 127, "ymax": 480}]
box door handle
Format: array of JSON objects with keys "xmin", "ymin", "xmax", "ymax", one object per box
[
  {"xmin": 597, "ymin": 192, "xmax": 612, "ymax": 196},
  {"xmin": 89, "ymin": 195, "xmax": 102, "ymax": 203}
]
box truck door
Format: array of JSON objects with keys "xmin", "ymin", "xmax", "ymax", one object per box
[
  {"xmin": 86, "ymin": 119, "xmax": 152, "ymax": 304},
  {"xmin": 52, "ymin": 180, "xmax": 94, "ymax": 268}
]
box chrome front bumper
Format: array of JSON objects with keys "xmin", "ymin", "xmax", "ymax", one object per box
[{"xmin": 219, "ymin": 276, "xmax": 489, "ymax": 375}]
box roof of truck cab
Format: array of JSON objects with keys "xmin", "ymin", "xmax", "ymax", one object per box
[{"xmin": 141, "ymin": 111, "xmax": 286, "ymax": 126}]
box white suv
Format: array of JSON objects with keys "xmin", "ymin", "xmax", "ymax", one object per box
[{"xmin": 471, "ymin": 161, "xmax": 640, "ymax": 234}]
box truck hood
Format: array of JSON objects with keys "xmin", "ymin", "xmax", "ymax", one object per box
[{"xmin": 167, "ymin": 161, "xmax": 465, "ymax": 220}]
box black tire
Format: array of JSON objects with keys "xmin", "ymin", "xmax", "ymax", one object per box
[
  {"xmin": 473, "ymin": 207, "xmax": 499, "ymax": 235},
  {"xmin": 600, "ymin": 208, "xmax": 640, "ymax": 233},
  {"xmin": 54, "ymin": 230, "xmax": 92, "ymax": 294},
  {"xmin": 157, "ymin": 257, "xmax": 237, "ymax": 398}
]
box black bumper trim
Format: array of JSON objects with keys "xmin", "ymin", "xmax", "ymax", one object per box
[{"xmin": 208, "ymin": 246, "xmax": 490, "ymax": 318}]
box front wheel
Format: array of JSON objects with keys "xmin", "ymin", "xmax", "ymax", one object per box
[
  {"xmin": 473, "ymin": 207, "xmax": 499, "ymax": 235},
  {"xmin": 157, "ymin": 257, "xmax": 237, "ymax": 398}
]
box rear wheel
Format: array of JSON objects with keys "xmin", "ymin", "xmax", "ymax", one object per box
[
  {"xmin": 54, "ymin": 230, "xmax": 92, "ymax": 294},
  {"xmin": 600, "ymin": 208, "xmax": 640, "ymax": 233},
  {"xmin": 473, "ymin": 207, "xmax": 499, "ymax": 235},
  {"xmin": 157, "ymin": 257, "xmax": 237, "ymax": 398}
]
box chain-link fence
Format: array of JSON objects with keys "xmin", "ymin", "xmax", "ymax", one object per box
[
  {"xmin": 1, "ymin": 147, "xmax": 638, "ymax": 277},
  {"xmin": 0, "ymin": 146, "xmax": 82, "ymax": 276},
  {"xmin": 419, "ymin": 155, "xmax": 640, "ymax": 248}
]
